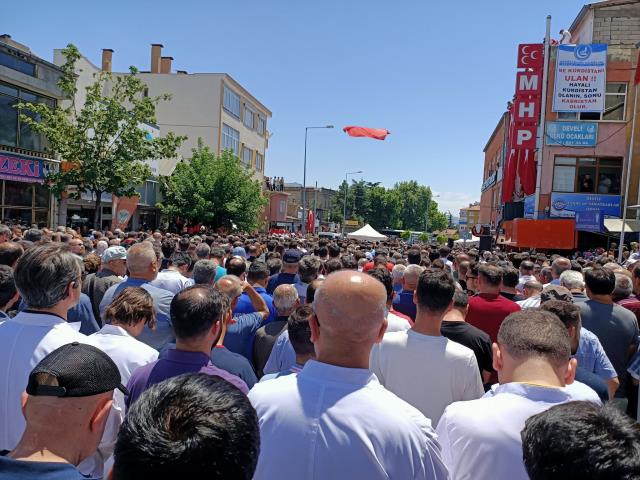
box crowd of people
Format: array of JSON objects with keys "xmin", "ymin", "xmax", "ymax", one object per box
[
  {"xmin": 265, "ymin": 176, "xmax": 285, "ymax": 192},
  {"xmin": 0, "ymin": 223, "xmax": 639, "ymax": 479}
]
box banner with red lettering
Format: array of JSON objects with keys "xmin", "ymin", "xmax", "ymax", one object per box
[
  {"xmin": 111, "ymin": 195, "xmax": 140, "ymax": 231},
  {"xmin": 0, "ymin": 152, "xmax": 45, "ymax": 184}
]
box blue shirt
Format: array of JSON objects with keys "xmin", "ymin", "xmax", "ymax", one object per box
[
  {"xmin": 575, "ymin": 366, "xmax": 609, "ymax": 402},
  {"xmin": 628, "ymin": 345, "xmax": 640, "ymax": 380},
  {"xmin": 575, "ymin": 327, "xmax": 618, "ymax": 380},
  {"xmin": 263, "ymin": 329, "xmax": 296, "ymax": 375},
  {"xmin": 259, "ymin": 362, "xmax": 303, "ymax": 382},
  {"xmin": 294, "ymin": 280, "xmax": 308, "ymax": 303},
  {"xmin": 266, "ymin": 273, "xmax": 299, "ymax": 295},
  {"xmin": 392, "ymin": 290, "xmax": 417, "ymax": 321},
  {"xmin": 67, "ymin": 293, "xmax": 100, "ymax": 335},
  {"xmin": 211, "ymin": 345, "xmax": 257, "ymax": 389},
  {"xmin": 0, "ymin": 456, "xmax": 85, "ymax": 480},
  {"xmin": 233, "ymin": 287, "xmax": 276, "ymax": 323},
  {"xmin": 224, "ymin": 312, "xmax": 264, "ymax": 362},
  {"xmin": 214, "ymin": 265, "xmax": 227, "ymax": 282},
  {"xmin": 100, "ymin": 278, "xmax": 175, "ymax": 351}
]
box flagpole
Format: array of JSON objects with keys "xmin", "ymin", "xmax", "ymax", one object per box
[
  {"xmin": 534, "ymin": 15, "xmax": 551, "ymax": 220},
  {"xmin": 618, "ymin": 53, "xmax": 639, "ymax": 262}
]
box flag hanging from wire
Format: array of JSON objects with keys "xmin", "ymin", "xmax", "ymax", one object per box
[
  {"xmin": 343, "ymin": 126, "xmax": 390, "ymax": 140},
  {"xmin": 635, "ymin": 51, "xmax": 640, "ymax": 85}
]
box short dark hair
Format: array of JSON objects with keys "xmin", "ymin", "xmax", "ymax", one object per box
[
  {"xmin": 497, "ymin": 310, "xmax": 570, "ymax": 367},
  {"xmin": 520, "ymin": 260, "xmax": 535, "ymax": 272},
  {"xmin": 318, "ymin": 246, "xmax": 328, "ymax": 257},
  {"xmin": 298, "ymin": 256, "xmax": 321, "ymax": 283},
  {"xmin": 306, "ymin": 279, "xmax": 323, "ymax": 304},
  {"xmin": 161, "ymin": 238, "xmax": 176, "ymax": 259},
  {"xmin": 438, "ymin": 246, "xmax": 451, "ymax": 258},
  {"xmin": 367, "ymin": 267, "xmax": 393, "ymax": 301},
  {"xmin": 479, "ymin": 264, "xmax": 502, "ymax": 286},
  {"xmin": 105, "ymin": 287, "xmax": 156, "ymax": 329},
  {"xmin": 340, "ymin": 255, "xmax": 357, "ymax": 270},
  {"xmin": 24, "ymin": 228, "xmax": 42, "ymax": 242},
  {"xmin": 170, "ymin": 251, "xmax": 192, "ymax": 268},
  {"xmin": 540, "ymin": 300, "xmax": 581, "ymax": 329},
  {"xmin": 267, "ymin": 258, "xmax": 282, "ymax": 276},
  {"xmin": 288, "ymin": 305, "xmax": 314, "ymax": 356},
  {"xmin": 522, "ymin": 401, "xmax": 640, "ymax": 480},
  {"xmin": 585, "ymin": 267, "xmax": 615, "ymax": 295},
  {"xmin": 226, "ymin": 257, "xmax": 247, "ymax": 277},
  {"xmin": 0, "ymin": 264, "xmax": 16, "ymax": 307},
  {"xmin": 407, "ymin": 249, "xmax": 421, "ymax": 265},
  {"xmin": 247, "ymin": 261, "xmax": 269, "ymax": 283},
  {"xmin": 328, "ymin": 244, "xmax": 341, "ymax": 258},
  {"xmin": 415, "ymin": 268, "xmax": 455, "ymax": 313},
  {"xmin": 0, "ymin": 242, "xmax": 24, "ymax": 267},
  {"xmin": 170, "ymin": 286, "xmax": 227, "ymax": 340},
  {"xmin": 452, "ymin": 290, "xmax": 468, "ymax": 309},
  {"xmin": 114, "ymin": 373, "xmax": 260, "ymax": 480},
  {"xmin": 324, "ymin": 258, "xmax": 343, "ymax": 274},
  {"xmin": 501, "ymin": 267, "xmax": 519, "ymax": 288}
]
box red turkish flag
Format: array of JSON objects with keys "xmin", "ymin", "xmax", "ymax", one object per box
[
  {"xmin": 343, "ymin": 126, "xmax": 390, "ymax": 140},
  {"xmin": 519, "ymin": 149, "xmax": 537, "ymax": 196},
  {"xmin": 306, "ymin": 209, "xmax": 315, "ymax": 233},
  {"xmin": 502, "ymin": 149, "xmax": 518, "ymax": 203}
]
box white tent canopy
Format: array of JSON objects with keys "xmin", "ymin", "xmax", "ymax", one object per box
[
  {"xmin": 347, "ymin": 224, "xmax": 388, "ymax": 241},
  {"xmin": 454, "ymin": 235, "xmax": 480, "ymax": 246}
]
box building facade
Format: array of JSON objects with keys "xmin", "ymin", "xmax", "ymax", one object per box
[
  {"xmin": 459, "ymin": 202, "xmax": 481, "ymax": 235},
  {"xmin": 480, "ymin": 0, "xmax": 640, "ymax": 248},
  {"xmin": 283, "ymin": 182, "xmax": 337, "ymax": 232},
  {"xmin": 0, "ymin": 34, "xmax": 62, "ymax": 227}
]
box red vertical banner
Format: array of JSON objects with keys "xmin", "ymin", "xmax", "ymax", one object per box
[
  {"xmin": 306, "ymin": 209, "xmax": 315, "ymax": 234},
  {"xmin": 111, "ymin": 195, "xmax": 140, "ymax": 231}
]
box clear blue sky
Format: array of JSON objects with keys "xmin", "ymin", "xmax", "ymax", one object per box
[{"xmin": 6, "ymin": 0, "xmax": 585, "ymax": 214}]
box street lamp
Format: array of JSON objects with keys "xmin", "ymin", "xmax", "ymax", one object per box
[
  {"xmin": 303, "ymin": 125, "xmax": 334, "ymax": 234},
  {"xmin": 342, "ymin": 170, "xmax": 363, "ymax": 235},
  {"xmin": 425, "ymin": 194, "xmax": 441, "ymax": 233}
]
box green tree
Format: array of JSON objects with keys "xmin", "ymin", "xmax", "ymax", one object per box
[
  {"xmin": 159, "ymin": 143, "xmax": 266, "ymax": 231},
  {"xmin": 17, "ymin": 44, "xmax": 184, "ymax": 228}
]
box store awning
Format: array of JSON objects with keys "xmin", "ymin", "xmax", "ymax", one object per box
[{"xmin": 603, "ymin": 219, "xmax": 640, "ymax": 233}]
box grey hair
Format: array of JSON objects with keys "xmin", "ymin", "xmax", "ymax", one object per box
[
  {"xmin": 126, "ymin": 242, "xmax": 157, "ymax": 274},
  {"xmin": 273, "ymin": 284, "xmax": 299, "ymax": 314},
  {"xmin": 403, "ymin": 264, "xmax": 425, "ymax": 285},
  {"xmin": 524, "ymin": 280, "xmax": 543, "ymax": 292},
  {"xmin": 391, "ymin": 264, "xmax": 406, "ymax": 280},
  {"xmin": 195, "ymin": 242, "xmax": 211, "ymax": 260},
  {"xmin": 14, "ymin": 243, "xmax": 82, "ymax": 308},
  {"xmin": 193, "ymin": 259, "xmax": 217, "ymax": 285},
  {"xmin": 215, "ymin": 274, "xmax": 243, "ymax": 302},
  {"xmin": 298, "ymin": 256, "xmax": 321, "ymax": 282},
  {"xmin": 613, "ymin": 273, "xmax": 633, "ymax": 299},
  {"xmin": 0, "ymin": 225, "xmax": 10, "ymax": 237},
  {"xmin": 560, "ymin": 270, "xmax": 585, "ymax": 290}
]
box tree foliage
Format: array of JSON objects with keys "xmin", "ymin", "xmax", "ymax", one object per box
[
  {"xmin": 159, "ymin": 143, "xmax": 267, "ymax": 231},
  {"xmin": 17, "ymin": 44, "xmax": 184, "ymax": 227},
  {"xmin": 330, "ymin": 178, "xmax": 448, "ymax": 232}
]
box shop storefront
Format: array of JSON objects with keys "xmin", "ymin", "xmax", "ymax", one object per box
[{"xmin": 0, "ymin": 151, "xmax": 55, "ymax": 227}]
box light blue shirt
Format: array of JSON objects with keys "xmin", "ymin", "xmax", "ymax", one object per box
[
  {"xmin": 262, "ymin": 329, "xmax": 295, "ymax": 375},
  {"xmin": 436, "ymin": 382, "xmax": 574, "ymax": 480},
  {"xmin": 249, "ymin": 360, "xmax": 448, "ymax": 480},
  {"xmin": 100, "ymin": 278, "xmax": 174, "ymax": 351},
  {"xmin": 575, "ymin": 327, "xmax": 618, "ymax": 380}
]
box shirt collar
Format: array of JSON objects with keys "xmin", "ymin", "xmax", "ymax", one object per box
[
  {"xmin": 165, "ymin": 349, "xmax": 212, "ymax": 367},
  {"xmin": 299, "ymin": 359, "xmax": 376, "ymax": 386},
  {"xmin": 253, "ymin": 286, "xmax": 267, "ymax": 293},
  {"xmin": 13, "ymin": 310, "xmax": 68, "ymax": 326},
  {"xmin": 491, "ymin": 382, "xmax": 572, "ymax": 402},
  {"xmin": 98, "ymin": 324, "xmax": 133, "ymax": 338}
]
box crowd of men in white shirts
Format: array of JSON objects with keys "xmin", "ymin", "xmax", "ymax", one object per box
[{"xmin": 0, "ymin": 224, "xmax": 638, "ymax": 479}]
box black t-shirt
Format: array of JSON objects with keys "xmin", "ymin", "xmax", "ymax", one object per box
[
  {"xmin": 0, "ymin": 455, "xmax": 85, "ymax": 480},
  {"xmin": 500, "ymin": 292, "xmax": 525, "ymax": 302},
  {"xmin": 440, "ymin": 321, "xmax": 494, "ymax": 375}
]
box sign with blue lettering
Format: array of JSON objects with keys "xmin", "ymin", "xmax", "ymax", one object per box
[
  {"xmin": 545, "ymin": 122, "xmax": 598, "ymax": 147},
  {"xmin": 523, "ymin": 195, "xmax": 535, "ymax": 219},
  {"xmin": 550, "ymin": 193, "xmax": 620, "ymax": 232}
]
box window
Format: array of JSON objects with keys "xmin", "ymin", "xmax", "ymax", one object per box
[
  {"xmin": 242, "ymin": 146, "xmax": 253, "ymax": 166},
  {"xmin": 0, "ymin": 50, "xmax": 36, "ymax": 76},
  {"xmin": 279, "ymin": 200, "xmax": 285, "ymax": 214},
  {"xmin": 243, "ymin": 104, "xmax": 255, "ymax": 129},
  {"xmin": 552, "ymin": 156, "xmax": 622, "ymax": 194},
  {"xmin": 0, "ymin": 82, "xmax": 54, "ymax": 152},
  {"xmin": 255, "ymin": 152, "xmax": 264, "ymax": 172},
  {"xmin": 222, "ymin": 124, "xmax": 240, "ymax": 155},
  {"xmin": 557, "ymin": 83, "xmax": 627, "ymax": 121},
  {"xmin": 223, "ymin": 85, "xmax": 240, "ymax": 118},
  {"xmin": 257, "ymin": 115, "xmax": 266, "ymax": 135}
]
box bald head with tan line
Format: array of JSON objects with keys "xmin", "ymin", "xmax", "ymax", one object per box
[{"xmin": 310, "ymin": 271, "xmax": 388, "ymax": 369}]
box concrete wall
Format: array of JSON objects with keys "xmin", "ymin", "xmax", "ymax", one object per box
[
  {"xmin": 1, "ymin": 44, "xmax": 63, "ymax": 101},
  {"xmin": 593, "ymin": 3, "xmax": 640, "ymax": 49}
]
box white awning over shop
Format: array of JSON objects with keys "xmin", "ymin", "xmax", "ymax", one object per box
[{"xmin": 603, "ymin": 219, "xmax": 640, "ymax": 233}]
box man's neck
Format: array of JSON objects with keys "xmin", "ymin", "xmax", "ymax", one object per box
[
  {"xmin": 501, "ymin": 360, "xmax": 565, "ymax": 388},
  {"xmin": 569, "ymin": 289, "xmax": 583, "ymax": 295},
  {"xmin": 129, "ymin": 273, "xmax": 155, "ymax": 282},
  {"xmin": 501, "ymin": 287, "xmax": 517, "ymax": 294},
  {"xmin": 176, "ymin": 339, "xmax": 211, "ymax": 357},
  {"xmin": 27, "ymin": 304, "xmax": 69, "ymax": 321},
  {"xmin": 479, "ymin": 288, "xmax": 500, "ymax": 295},
  {"xmin": 412, "ymin": 311, "xmax": 445, "ymax": 336},
  {"xmin": 442, "ymin": 310, "xmax": 466, "ymax": 323},
  {"xmin": 588, "ymin": 293, "xmax": 613, "ymax": 304},
  {"xmin": 10, "ymin": 432, "xmax": 81, "ymax": 466}
]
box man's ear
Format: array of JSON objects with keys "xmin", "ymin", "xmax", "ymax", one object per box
[
  {"xmin": 309, "ymin": 313, "xmax": 320, "ymax": 343},
  {"xmin": 20, "ymin": 392, "xmax": 28, "ymax": 420},
  {"xmin": 564, "ymin": 358, "xmax": 577, "ymax": 385},
  {"xmin": 89, "ymin": 396, "xmax": 113, "ymax": 435},
  {"xmin": 492, "ymin": 343, "xmax": 503, "ymax": 372}
]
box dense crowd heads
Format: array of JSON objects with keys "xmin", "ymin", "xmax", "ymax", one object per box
[{"xmin": 0, "ymin": 224, "xmax": 639, "ymax": 479}]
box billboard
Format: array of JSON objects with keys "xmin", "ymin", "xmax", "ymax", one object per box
[
  {"xmin": 550, "ymin": 192, "xmax": 620, "ymax": 232},
  {"xmin": 553, "ymin": 44, "xmax": 607, "ymax": 112},
  {"xmin": 545, "ymin": 121, "xmax": 598, "ymax": 147}
]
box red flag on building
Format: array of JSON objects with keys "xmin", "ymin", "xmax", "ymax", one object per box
[
  {"xmin": 343, "ymin": 126, "xmax": 390, "ymax": 140},
  {"xmin": 635, "ymin": 51, "xmax": 640, "ymax": 85},
  {"xmin": 306, "ymin": 209, "xmax": 315, "ymax": 233},
  {"xmin": 519, "ymin": 149, "xmax": 537, "ymax": 196}
]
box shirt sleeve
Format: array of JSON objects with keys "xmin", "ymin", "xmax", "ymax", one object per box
[
  {"xmin": 591, "ymin": 335, "xmax": 618, "ymax": 380},
  {"xmin": 463, "ymin": 355, "xmax": 485, "ymax": 400},
  {"xmin": 628, "ymin": 346, "xmax": 640, "ymax": 380},
  {"xmin": 369, "ymin": 344, "xmax": 385, "ymax": 385},
  {"xmin": 434, "ymin": 411, "xmax": 454, "ymax": 477}
]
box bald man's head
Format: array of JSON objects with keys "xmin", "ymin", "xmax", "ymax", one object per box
[
  {"xmin": 215, "ymin": 275, "xmax": 243, "ymax": 302},
  {"xmin": 313, "ymin": 271, "xmax": 387, "ymax": 346}
]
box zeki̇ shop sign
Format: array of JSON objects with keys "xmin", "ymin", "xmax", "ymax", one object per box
[{"xmin": 553, "ymin": 44, "xmax": 607, "ymax": 113}]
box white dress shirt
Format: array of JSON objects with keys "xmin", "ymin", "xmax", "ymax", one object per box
[
  {"xmin": 150, "ymin": 269, "xmax": 191, "ymax": 295},
  {"xmin": 436, "ymin": 382, "xmax": 573, "ymax": 480},
  {"xmin": 385, "ymin": 311, "xmax": 412, "ymax": 333},
  {"xmin": 249, "ymin": 360, "xmax": 449, "ymax": 480},
  {"xmin": 370, "ymin": 329, "xmax": 484, "ymax": 424},
  {"xmin": 0, "ymin": 311, "xmax": 87, "ymax": 451},
  {"xmin": 516, "ymin": 296, "xmax": 541, "ymax": 309}
]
